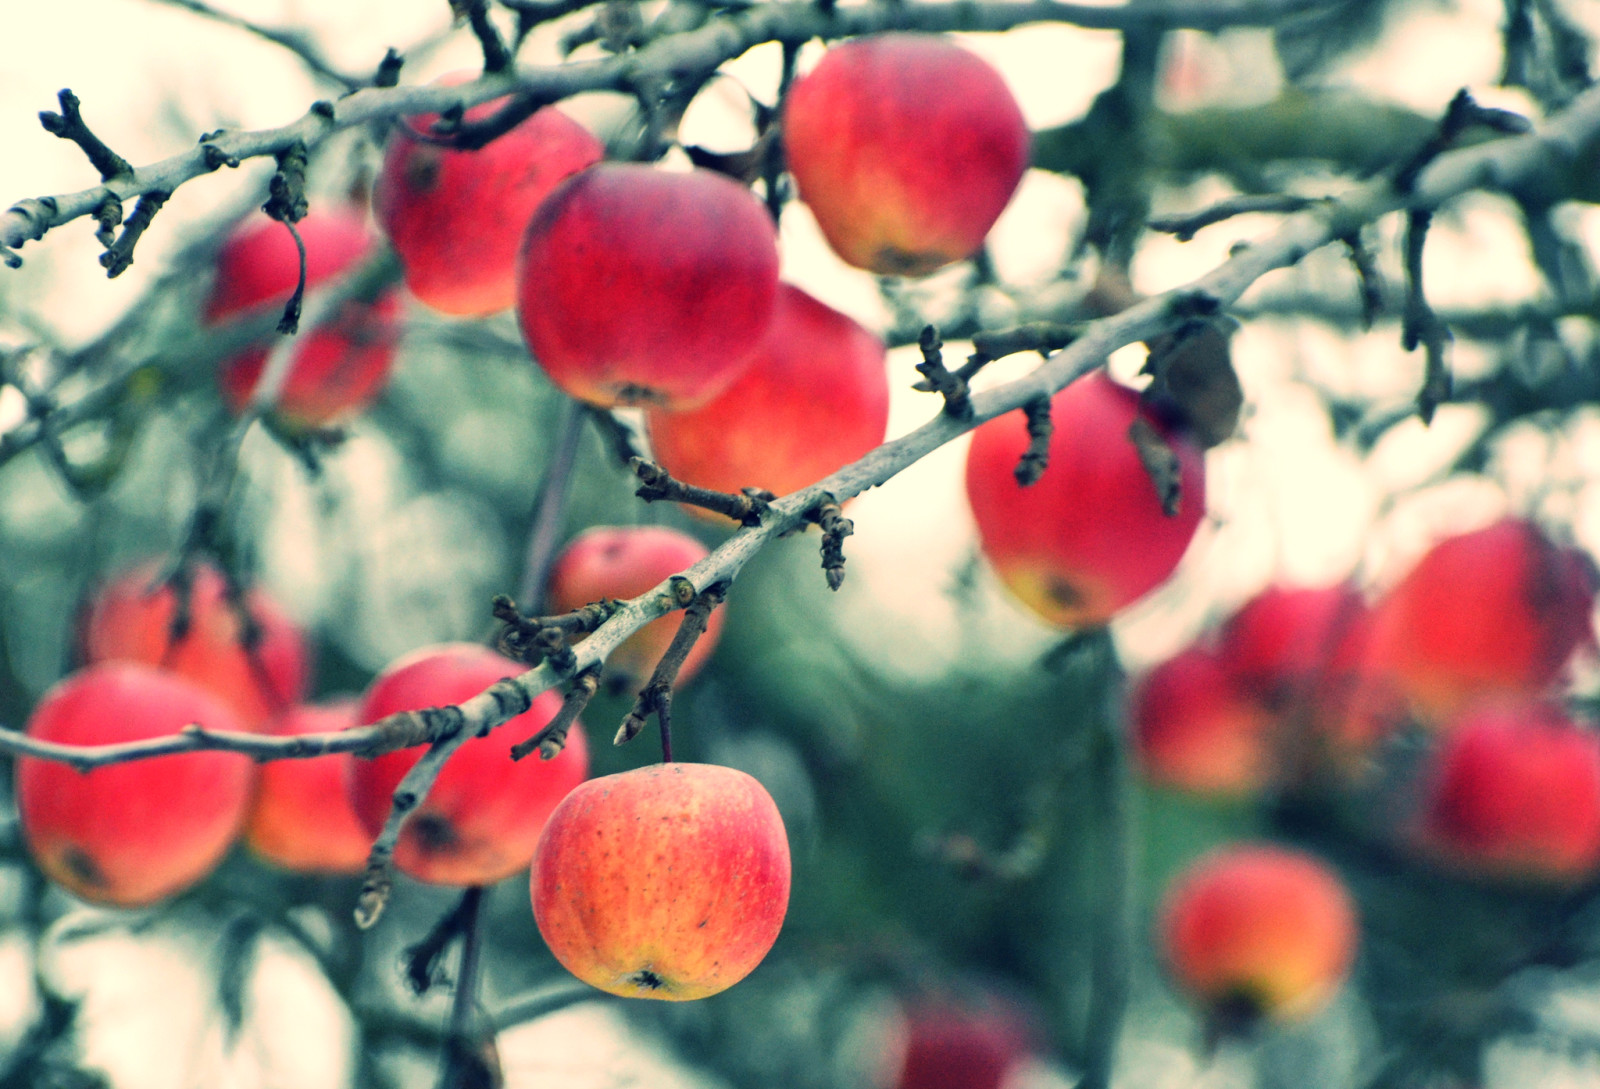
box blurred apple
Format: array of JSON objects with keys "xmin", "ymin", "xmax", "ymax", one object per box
[
  {"xmin": 531, "ymin": 762, "xmax": 790, "ymax": 1000},
  {"xmin": 516, "ymin": 164, "xmax": 780, "ymax": 409},
  {"xmin": 17, "ymin": 663, "xmax": 255, "ymax": 907},
  {"xmin": 881, "ymin": 998, "xmax": 1035, "ymax": 1089},
  {"xmin": 1131, "ymin": 645, "xmax": 1279, "ymax": 796},
  {"xmin": 783, "ymin": 32, "xmax": 1030, "ymax": 276},
  {"xmin": 245, "ymin": 699, "xmax": 371, "ymax": 875}
]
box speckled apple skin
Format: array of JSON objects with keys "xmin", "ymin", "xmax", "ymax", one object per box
[
  {"xmin": 17, "ymin": 663, "xmax": 256, "ymax": 907},
  {"xmin": 516, "ymin": 164, "xmax": 780, "ymax": 410},
  {"xmin": 532, "ymin": 762, "xmax": 791, "ymax": 1000},
  {"xmin": 783, "ymin": 32, "xmax": 1030, "ymax": 276}
]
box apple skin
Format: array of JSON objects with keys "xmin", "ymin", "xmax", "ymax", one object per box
[
  {"xmin": 964, "ymin": 371, "xmax": 1206, "ymax": 628},
  {"xmin": 347, "ymin": 643, "xmax": 589, "ymax": 886},
  {"xmin": 1131, "ymin": 646, "xmax": 1279, "ymax": 796},
  {"xmin": 16, "ymin": 662, "xmax": 256, "ymax": 907},
  {"xmin": 245, "ymin": 699, "xmax": 372, "ymax": 875},
  {"xmin": 1159, "ymin": 843, "xmax": 1358, "ymax": 1024},
  {"xmin": 516, "ymin": 163, "xmax": 780, "ymax": 410},
  {"xmin": 205, "ymin": 208, "xmax": 401, "ymax": 430},
  {"xmin": 80, "ymin": 559, "xmax": 310, "ymax": 730},
  {"xmin": 546, "ymin": 526, "xmax": 723, "ymax": 688},
  {"xmin": 374, "ymin": 78, "xmax": 603, "ymax": 316},
  {"xmin": 783, "ymin": 32, "xmax": 1030, "ymax": 276},
  {"xmin": 531, "ymin": 762, "xmax": 791, "ymax": 1001},
  {"xmin": 1365, "ymin": 518, "xmax": 1597, "ymax": 725},
  {"xmin": 1412, "ymin": 705, "xmax": 1600, "ymax": 883},
  {"xmin": 884, "ymin": 999, "xmax": 1034, "ymax": 1089}
]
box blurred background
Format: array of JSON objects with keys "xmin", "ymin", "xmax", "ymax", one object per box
[{"xmin": 6, "ymin": 0, "xmax": 1600, "ymax": 1087}]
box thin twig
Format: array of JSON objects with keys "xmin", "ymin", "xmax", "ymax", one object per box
[
  {"xmin": 148, "ymin": 0, "xmax": 364, "ymax": 89},
  {"xmin": 631, "ymin": 457, "xmax": 771, "ymax": 525},
  {"xmin": 1148, "ymin": 193, "xmax": 1327, "ymax": 241},
  {"xmin": 614, "ymin": 584, "xmax": 726, "ymax": 758},
  {"xmin": 516, "ymin": 398, "xmax": 588, "ymax": 609}
]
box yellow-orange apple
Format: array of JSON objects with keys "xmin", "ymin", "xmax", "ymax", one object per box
[
  {"xmin": 783, "ymin": 32, "xmax": 1030, "ymax": 276},
  {"xmin": 645, "ymin": 283, "xmax": 889, "ymax": 504},
  {"xmin": 347, "ymin": 643, "xmax": 589, "ymax": 886},
  {"xmin": 374, "ymin": 76, "xmax": 603, "ymax": 316},
  {"xmin": 16, "ymin": 662, "xmax": 256, "ymax": 907},
  {"xmin": 245, "ymin": 699, "xmax": 372, "ymax": 875},
  {"xmin": 1160, "ymin": 843, "xmax": 1358, "ymax": 1025},
  {"xmin": 516, "ymin": 164, "xmax": 780, "ymax": 409},
  {"xmin": 546, "ymin": 525, "xmax": 723, "ymax": 688},
  {"xmin": 531, "ymin": 762, "xmax": 790, "ymax": 1000},
  {"xmin": 81, "ymin": 559, "xmax": 310, "ymax": 730},
  {"xmin": 964, "ymin": 371, "xmax": 1205, "ymax": 628}
]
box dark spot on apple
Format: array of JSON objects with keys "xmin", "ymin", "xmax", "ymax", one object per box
[
  {"xmin": 627, "ymin": 968, "xmax": 665, "ymax": 990},
  {"xmin": 405, "ymin": 147, "xmax": 443, "ymax": 193},
  {"xmin": 873, "ymin": 245, "xmax": 946, "ymax": 278},
  {"xmin": 61, "ymin": 846, "xmax": 106, "ymax": 891},
  {"xmin": 698, "ymin": 918, "xmax": 708, "ymax": 928},
  {"xmin": 1045, "ymin": 576, "xmax": 1084, "ymax": 608},
  {"xmin": 412, "ymin": 814, "xmax": 459, "ymax": 852},
  {"xmin": 607, "ymin": 382, "xmax": 670, "ymax": 407}
]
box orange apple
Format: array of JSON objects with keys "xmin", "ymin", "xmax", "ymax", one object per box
[
  {"xmin": 1131, "ymin": 645, "xmax": 1279, "ymax": 796},
  {"xmin": 516, "ymin": 164, "xmax": 780, "ymax": 409},
  {"xmin": 16, "ymin": 662, "xmax": 256, "ymax": 907},
  {"xmin": 374, "ymin": 75, "xmax": 603, "ymax": 316},
  {"xmin": 80, "ymin": 559, "xmax": 310, "ymax": 730},
  {"xmin": 245, "ymin": 699, "xmax": 372, "ymax": 875},
  {"xmin": 1160, "ymin": 843, "xmax": 1358, "ymax": 1025},
  {"xmin": 205, "ymin": 207, "xmax": 401, "ymax": 430},
  {"xmin": 1412, "ymin": 705, "xmax": 1600, "ymax": 883},
  {"xmin": 783, "ymin": 32, "xmax": 1030, "ymax": 276},
  {"xmin": 531, "ymin": 762, "xmax": 791, "ymax": 1000},
  {"xmin": 645, "ymin": 283, "xmax": 890, "ymax": 503},
  {"xmin": 347, "ymin": 643, "xmax": 589, "ymax": 886},
  {"xmin": 546, "ymin": 525, "xmax": 723, "ymax": 688},
  {"xmin": 964, "ymin": 371, "xmax": 1206, "ymax": 628}
]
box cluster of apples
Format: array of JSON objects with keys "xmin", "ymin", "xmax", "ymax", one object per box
[{"xmin": 17, "ymin": 526, "xmax": 792, "ymax": 1001}]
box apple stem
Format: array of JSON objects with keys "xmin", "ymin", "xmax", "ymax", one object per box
[
  {"xmin": 437, "ymin": 885, "xmax": 495, "ymax": 1089},
  {"xmin": 613, "ymin": 584, "xmax": 728, "ymax": 760}
]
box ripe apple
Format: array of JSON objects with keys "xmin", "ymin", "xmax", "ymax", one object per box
[
  {"xmin": 531, "ymin": 762, "xmax": 791, "ymax": 1000},
  {"xmin": 1131, "ymin": 645, "xmax": 1279, "ymax": 796},
  {"xmin": 80, "ymin": 559, "xmax": 310, "ymax": 730},
  {"xmin": 1412, "ymin": 705, "xmax": 1600, "ymax": 883},
  {"xmin": 16, "ymin": 662, "xmax": 256, "ymax": 907},
  {"xmin": 964, "ymin": 371, "xmax": 1206, "ymax": 629},
  {"xmin": 204, "ymin": 208, "xmax": 401, "ymax": 430},
  {"xmin": 1159, "ymin": 843, "xmax": 1358, "ymax": 1026},
  {"xmin": 644, "ymin": 283, "xmax": 890, "ymax": 504},
  {"xmin": 546, "ymin": 525, "xmax": 723, "ymax": 688},
  {"xmin": 515, "ymin": 163, "xmax": 780, "ymax": 410},
  {"xmin": 1365, "ymin": 518, "xmax": 1597, "ymax": 724},
  {"xmin": 245, "ymin": 699, "xmax": 372, "ymax": 875},
  {"xmin": 782, "ymin": 32, "xmax": 1031, "ymax": 276},
  {"xmin": 883, "ymin": 998, "xmax": 1034, "ymax": 1089},
  {"xmin": 347, "ymin": 643, "xmax": 589, "ymax": 886},
  {"xmin": 373, "ymin": 75, "xmax": 603, "ymax": 316}
]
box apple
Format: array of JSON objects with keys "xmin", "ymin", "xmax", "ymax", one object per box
[
  {"xmin": 204, "ymin": 207, "xmax": 401, "ymax": 430},
  {"xmin": 245, "ymin": 699, "xmax": 372, "ymax": 875},
  {"xmin": 782, "ymin": 32, "xmax": 1031, "ymax": 276},
  {"xmin": 1131, "ymin": 645, "xmax": 1279, "ymax": 796},
  {"xmin": 1364, "ymin": 518, "xmax": 1597, "ymax": 724},
  {"xmin": 515, "ymin": 163, "xmax": 780, "ymax": 410},
  {"xmin": 16, "ymin": 662, "xmax": 256, "ymax": 907},
  {"xmin": 373, "ymin": 75, "xmax": 603, "ymax": 316},
  {"xmin": 1159, "ymin": 843, "xmax": 1358, "ymax": 1026},
  {"xmin": 964, "ymin": 371, "xmax": 1206, "ymax": 629},
  {"xmin": 80, "ymin": 559, "xmax": 310, "ymax": 730},
  {"xmin": 884, "ymin": 998, "xmax": 1034, "ymax": 1089},
  {"xmin": 530, "ymin": 762, "xmax": 791, "ymax": 1000},
  {"xmin": 644, "ymin": 283, "xmax": 890, "ymax": 504},
  {"xmin": 347, "ymin": 643, "xmax": 589, "ymax": 886},
  {"xmin": 546, "ymin": 525, "xmax": 723, "ymax": 688},
  {"xmin": 1412, "ymin": 705, "xmax": 1600, "ymax": 883}
]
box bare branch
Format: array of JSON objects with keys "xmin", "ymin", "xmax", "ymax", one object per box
[{"xmin": 148, "ymin": 0, "xmax": 364, "ymax": 89}]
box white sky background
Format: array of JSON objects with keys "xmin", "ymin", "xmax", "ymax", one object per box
[{"xmin": 3, "ymin": 0, "xmax": 1599, "ymax": 678}]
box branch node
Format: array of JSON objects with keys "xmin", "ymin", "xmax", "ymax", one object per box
[
  {"xmin": 807, "ymin": 494, "xmax": 853, "ymax": 591},
  {"xmin": 912, "ymin": 324, "xmax": 973, "ymax": 418},
  {"xmin": 1015, "ymin": 396, "xmax": 1054, "ymax": 486},
  {"xmin": 373, "ymin": 47, "xmax": 405, "ymax": 88},
  {"xmin": 262, "ymin": 140, "xmax": 309, "ymax": 224},
  {"xmin": 39, "ymin": 89, "xmax": 132, "ymax": 182},
  {"xmin": 510, "ymin": 667, "xmax": 600, "ymax": 761},
  {"xmin": 98, "ymin": 190, "xmax": 169, "ymax": 278},
  {"xmin": 630, "ymin": 456, "xmax": 768, "ymax": 525}
]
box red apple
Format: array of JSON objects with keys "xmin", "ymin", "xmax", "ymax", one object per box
[
  {"xmin": 644, "ymin": 283, "xmax": 889, "ymax": 505},
  {"xmin": 16, "ymin": 662, "xmax": 256, "ymax": 907},
  {"xmin": 546, "ymin": 525, "xmax": 723, "ymax": 688},
  {"xmin": 884, "ymin": 999, "xmax": 1034, "ymax": 1089},
  {"xmin": 782, "ymin": 32, "xmax": 1030, "ymax": 276},
  {"xmin": 1412, "ymin": 705, "xmax": 1600, "ymax": 883},
  {"xmin": 81, "ymin": 559, "xmax": 310, "ymax": 730},
  {"xmin": 245, "ymin": 699, "xmax": 372, "ymax": 875},
  {"xmin": 205, "ymin": 208, "xmax": 401, "ymax": 430},
  {"xmin": 531, "ymin": 762, "xmax": 791, "ymax": 1000},
  {"xmin": 964, "ymin": 371, "xmax": 1206, "ymax": 628},
  {"xmin": 515, "ymin": 163, "xmax": 780, "ymax": 409},
  {"xmin": 347, "ymin": 643, "xmax": 589, "ymax": 886},
  {"xmin": 1365, "ymin": 518, "xmax": 1597, "ymax": 725},
  {"xmin": 1131, "ymin": 645, "xmax": 1279, "ymax": 796},
  {"xmin": 374, "ymin": 75, "xmax": 603, "ymax": 316},
  {"xmin": 1159, "ymin": 843, "xmax": 1358, "ymax": 1024}
]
